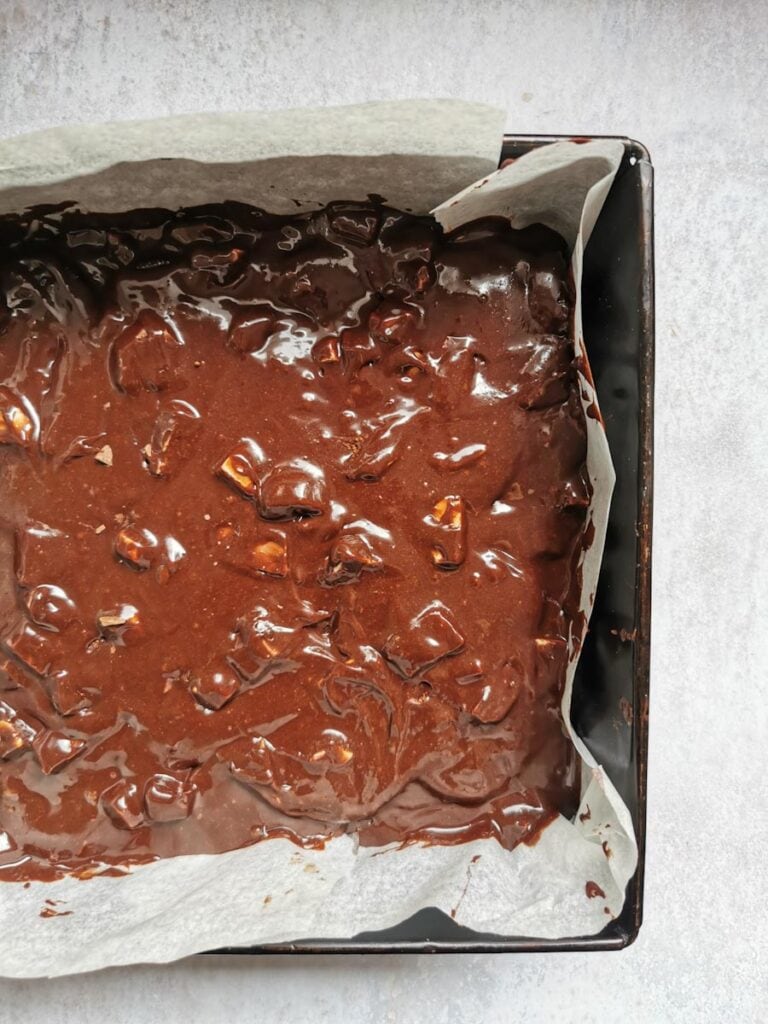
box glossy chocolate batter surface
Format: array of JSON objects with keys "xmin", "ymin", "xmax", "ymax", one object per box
[{"xmin": 0, "ymin": 201, "xmax": 589, "ymax": 881}]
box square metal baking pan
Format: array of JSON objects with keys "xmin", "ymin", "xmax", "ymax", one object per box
[{"xmin": 215, "ymin": 133, "xmax": 654, "ymax": 955}]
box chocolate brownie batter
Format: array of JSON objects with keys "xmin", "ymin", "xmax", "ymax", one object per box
[{"xmin": 0, "ymin": 201, "xmax": 589, "ymax": 881}]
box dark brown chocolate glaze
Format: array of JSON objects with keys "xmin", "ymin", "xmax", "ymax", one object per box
[{"xmin": 0, "ymin": 200, "xmax": 590, "ymax": 882}]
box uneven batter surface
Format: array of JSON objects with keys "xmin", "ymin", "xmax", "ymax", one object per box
[{"xmin": 0, "ymin": 201, "xmax": 589, "ymax": 880}]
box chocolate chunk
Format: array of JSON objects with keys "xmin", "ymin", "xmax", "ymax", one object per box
[
  {"xmin": 382, "ymin": 601, "xmax": 465, "ymax": 679},
  {"xmin": 0, "ymin": 386, "xmax": 36, "ymax": 447},
  {"xmin": 218, "ymin": 525, "xmax": 289, "ymax": 579},
  {"xmin": 338, "ymin": 324, "xmax": 382, "ymax": 376},
  {"xmin": 259, "ymin": 459, "xmax": 326, "ymax": 519},
  {"xmin": 25, "ymin": 584, "xmax": 77, "ymax": 633},
  {"xmin": 32, "ymin": 730, "xmax": 86, "ymax": 774},
  {"xmin": 384, "ymin": 342, "xmax": 430, "ymax": 383},
  {"xmin": 368, "ymin": 303, "xmax": 418, "ymax": 345},
  {"xmin": 246, "ymin": 535, "xmax": 289, "ymax": 578},
  {"xmin": 45, "ymin": 669, "xmax": 95, "ymax": 716},
  {"xmin": 216, "ymin": 438, "xmax": 265, "ymax": 498},
  {"xmin": 0, "ymin": 702, "xmax": 36, "ymax": 759},
  {"xmin": 321, "ymin": 532, "xmax": 384, "ymax": 586},
  {"xmin": 328, "ymin": 204, "xmax": 380, "ymax": 245},
  {"xmin": 144, "ymin": 773, "xmax": 196, "ymax": 823},
  {"xmin": 468, "ymin": 659, "xmax": 525, "ymax": 724},
  {"xmin": 311, "ymin": 335, "xmax": 341, "ymax": 366},
  {"xmin": 228, "ymin": 305, "xmax": 279, "ymax": 355},
  {"xmin": 425, "ymin": 496, "xmax": 467, "ymax": 570},
  {"xmin": 96, "ymin": 605, "xmax": 142, "ymax": 646},
  {"xmin": 114, "ymin": 526, "xmax": 160, "ymax": 571},
  {"xmin": 101, "ymin": 780, "xmax": 145, "ymax": 830},
  {"xmin": 2, "ymin": 621, "xmax": 52, "ymax": 676},
  {"xmin": 109, "ymin": 311, "xmax": 183, "ymax": 395},
  {"xmin": 189, "ymin": 663, "xmax": 241, "ymax": 710},
  {"xmin": 0, "ymin": 718, "xmax": 29, "ymax": 759},
  {"xmin": 148, "ymin": 399, "xmax": 203, "ymax": 477},
  {"xmin": 378, "ymin": 215, "xmax": 438, "ymax": 297},
  {"xmin": 0, "ymin": 657, "xmax": 29, "ymax": 693},
  {"xmin": 240, "ymin": 613, "xmax": 298, "ymax": 662}
]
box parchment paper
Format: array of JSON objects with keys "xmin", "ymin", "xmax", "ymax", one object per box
[{"xmin": 0, "ymin": 102, "xmax": 635, "ymax": 977}]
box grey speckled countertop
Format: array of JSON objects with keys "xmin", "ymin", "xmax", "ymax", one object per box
[{"xmin": 0, "ymin": 1, "xmax": 766, "ymax": 1021}]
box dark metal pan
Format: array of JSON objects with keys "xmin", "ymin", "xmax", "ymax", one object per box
[{"xmin": 215, "ymin": 134, "xmax": 654, "ymax": 954}]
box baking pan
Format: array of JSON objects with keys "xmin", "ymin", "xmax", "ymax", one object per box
[{"xmin": 214, "ymin": 134, "xmax": 654, "ymax": 955}]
